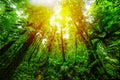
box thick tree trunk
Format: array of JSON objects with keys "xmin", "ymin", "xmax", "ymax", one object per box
[
  {"xmin": 0, "ymin": 41, "xmax": 15, "ymax": 56},
  {"xmin": 0, "ymin": 23, "xmax": 43, "ymax": 80},
  {"xmin": 74, "ymin": 18, "xmax": 107, "ymax": 78}
]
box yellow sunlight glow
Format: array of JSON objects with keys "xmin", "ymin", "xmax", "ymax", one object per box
[
  {"xmin": 50, "ymin": 6, "xmax": 62, "ymax": 33},
  {"xmin": 30, "ymin": 0, "xmax": 72, "ymax": 39},
  {"xmin": 50, "ymin": 5, "xmax": 71, "ymax": 39},
  {"xmin": 63, "ymin": 33, "xmax": 69, "ymax": 39}
]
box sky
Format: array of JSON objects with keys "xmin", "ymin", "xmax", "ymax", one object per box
[{"xmin": 29, "ymin": 0, "xmax": 59, "ymax": 9}]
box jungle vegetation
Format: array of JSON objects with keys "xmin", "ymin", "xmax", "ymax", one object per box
[{"xmin": 0, "ymin": 0, "xmax": 120, "ymax": 80}]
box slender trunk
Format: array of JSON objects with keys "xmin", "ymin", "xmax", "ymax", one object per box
[
  {"xmin": 75, "ymin": 33, "xmax": 78, "ymax": 64},
  {"xmin": 60, "ymin": 27, "xmax": 65, "ymax": 62}
]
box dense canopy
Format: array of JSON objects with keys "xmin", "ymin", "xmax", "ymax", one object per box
[{"xmin": 0, "ymin": 0, "xmax": 120, "ymax": 80}]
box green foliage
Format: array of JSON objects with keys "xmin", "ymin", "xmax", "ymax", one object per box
[
  {"xmin": 88, "ymin": 0, "xmax": 120, "ymax": 79},
  {"xmin": 0, "ymin": 0, "xmax": 120, "ymax": 80}
]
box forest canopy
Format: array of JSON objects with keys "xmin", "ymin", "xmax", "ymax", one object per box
[{"xmin": 0, "ymin": 0, "xmax": 120, "ymax": 80}]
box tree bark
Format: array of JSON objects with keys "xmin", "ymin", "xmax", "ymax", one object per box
[{"xmin": 0, "ymin": 23, "xmax": 43, "ymax": 80}]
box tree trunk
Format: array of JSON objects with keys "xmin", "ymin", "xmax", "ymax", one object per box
[
  {"xmin": 0, "ymin": 23, "xmax": 43, "ymax": 80},
  {"xmin": 0, "ymin": 41, "xmax": 15, "ymax": 56}
]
